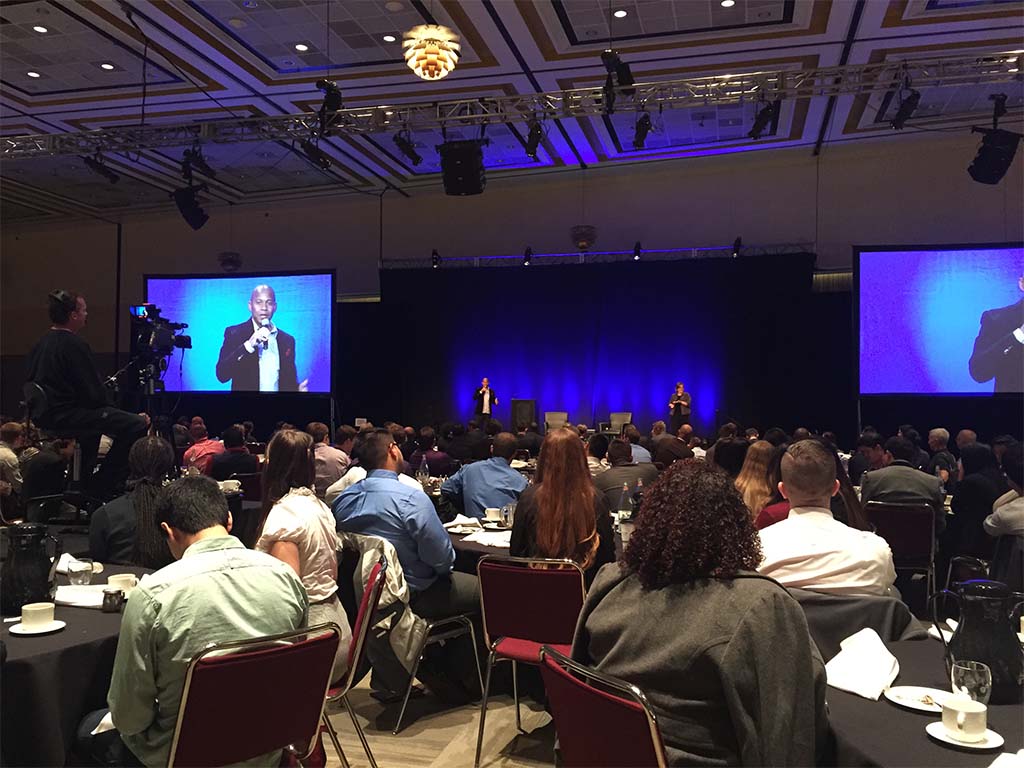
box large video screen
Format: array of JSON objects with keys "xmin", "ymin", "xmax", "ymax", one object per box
[
  {"xmin": 858, "ymin": 245, "xmax": 1023, "ymax": 395},
  {"xmin": 145, "ymin": 271, "xmax": 333, "ymax": 393}
]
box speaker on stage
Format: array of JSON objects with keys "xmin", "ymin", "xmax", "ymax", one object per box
[{"xmin": 510, "ymin": 399, "xmax": 536, "ymax": 430}]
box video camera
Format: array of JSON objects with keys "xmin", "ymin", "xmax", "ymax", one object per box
[{"xmin": 128, "ymin": 304, "xmax": 192, "ymax": 360}]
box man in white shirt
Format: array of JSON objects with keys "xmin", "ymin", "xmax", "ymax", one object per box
[
  {"xmin": 758, "ymin": 439, "xmax": 897, "ymax": 597},
  {"xmin": 985, "ymin": 442, "xmax": 1024, "ymax": 537}
]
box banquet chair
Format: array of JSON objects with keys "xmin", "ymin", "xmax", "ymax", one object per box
[
  {"xmin": 539, "ymin": 645, "xmax": 668, "ymax": 768},
  {"xmin": 166, "ymin": 622, "xmax": 343, "ymax": 768},
  {"xmin": 231, "ymin": 471, "xmax": 263, "ymax": 503},
  {"xmin": 543, "ymin": 412, "xmax": 569, "ymax": 433},
  {"xmin": 474, "ymin": 555, "xmax": 586, "ymax": 768},
  {"xmin": 323, "ymin": 556, "xmax": 387, "ymax": 768},
  {"xmin": 948, "ymin": 534, "xmax": 1024, "ymax": 592},
  {"xmin": 864, "ymin": 502, "xmax": 937, "ymax": 595},
  {"xmin": 609, "ymin": 412, "xmax": 632, "ymax": 435}
]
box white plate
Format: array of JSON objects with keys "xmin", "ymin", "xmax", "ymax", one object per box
[
  {"xmin": 483, "ymin": 522, "xmax": 507, "ymax": 531},
  {"xmin": 9, "ymin": 620, "xmax": 66, "ymax": 636},
  {"xmin": 925, "ymin": 722, "xmax": 1004, "ymax": 750},
  {"xmin": 884, "ymin": 686, "xmax": 951, "ymax": 713}
]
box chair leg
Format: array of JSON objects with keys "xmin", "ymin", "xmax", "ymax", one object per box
[
  {"xmin": 343, "ymin": 694, "xmax": 378, "ymax": 768},
  {"xmin": 321, "ymin": 713, "xmax": 351, "ymax": 768},
  {"xmin": 393, "ymin": 638, "xmax": 427, "ymax": 735},
  {"xmin": 512, "ymin": 659, "xmax": 523, "ymax": 734},
  {"xmin": 474, "ymin": 650, "xmax": 496, "ymax": 768},
  {"xmin": 461, "ymin": 616, "xmax": 485, "ymax": 695}
]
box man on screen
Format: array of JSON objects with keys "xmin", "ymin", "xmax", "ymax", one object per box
[
  {"xmin": 969, "ymin": 275, "xmax": 1024, "ymax": 393},
  {"xmin": 215, "ymin": 284, "xmax": 307, "ymax": 392}
]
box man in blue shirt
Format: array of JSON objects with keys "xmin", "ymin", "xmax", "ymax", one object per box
[
  {"xmin": 624, "ymin": 423, "xmax": 652, "ymax": 464},
  {"xmin": 441, "ymin": 432, "xmax": 528, "ymax": 518}
]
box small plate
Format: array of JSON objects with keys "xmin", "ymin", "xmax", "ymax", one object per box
[
  {"xmin": 9, "ymin": 620, "xmax": 66, "ymax": 636},
  {"xmin": 884, "ymin": 686, "xmax": 951, "ymax": 713},
  {"xmin": 483, "ymin": 522, "xmax": 507, "ymax": 531},
  {"xmin": 925, "ymin": 721, "xmax": 1003, "ymax": 750}
]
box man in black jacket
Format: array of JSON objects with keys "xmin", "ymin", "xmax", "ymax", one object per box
[
  {"xmin": 215, "ymin": 284, "xmax": 305, "ymax": 392},
  {"xmin": 969, "ymin": 275, "xmax": 1024, "ymax": 393},
  {"xmin": 472, "ymin": 377, "xmax": 498, "ymax": 420}
]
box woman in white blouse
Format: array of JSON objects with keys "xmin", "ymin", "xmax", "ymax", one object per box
[{"xmin": 256, "ymin": 429, "xmax": 351, "ymax": 682}]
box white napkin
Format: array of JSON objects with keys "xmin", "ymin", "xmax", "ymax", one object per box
[
  {"xmin": 988, "ymin": 750, "xmax": 1024, "ymax": 768},
  {"xmin": 462, "ymin": 530, "xmax": 511, "ymax": 548},
  {"xmin": 927, "ymin": 618, "xmax": 958, "ymax": 642},
  {"xmin": 443, "ymin": 514, "xmax": 482, "ymax": 530},
  {"xmin": 825, "ymin": 628, "xmax": 899, "ymax": 700},
  {"xmin": 55, "ymin": 553, "xmax": 103, "ymax": 575},
  {"xmin": 54, "ymin": 584, "xmax": 106, "ymax": 609},
  {"xmin": 90, "ymin": 711, "xmax": 116, "ymax": 736}
]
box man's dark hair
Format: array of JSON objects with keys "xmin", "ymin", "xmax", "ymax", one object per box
[
  {"xmin": 155, "ymin": 476, "xmax": 229, "ymax": 535},
  {"xmin": 492, "ymin": 432, "xmax": 518, "ymax": 461},
  {"xmin": 744, "ymin": 428, "xmax": 759, "ymax": 439},
  {"xmin": 712, "ymin": 438, "xmax": 750, "ymax": 478},
  {"xmin": 1002, "ymin": 441, "xmax": 1023, "ymax": 489},
  {"xmin": 901, "ymin": 426, "xmax": 922, "ymax": 446},
  {"xmin": 718, "ymin": 422, "xmax": 738, "ymax": 439},
  {"xmin": 450, "ymin": 423, "xmax": 466, "ymax": 438},
  {"xmin": 792, "ymin": 427, "xmax": 812, "ymax": 442},
  {"xmin": 485, "ymin": 419, "xmax": 503, "ymax": 437},
  {"xmin": 242, "ymin": 420, "xmax": 254, "ymax": 438},
  {"xmin": 389, "ymin": 423, "xmax": 406, "ymax": 445},
  {"xmin": 857, "ymin": 432, "xmax": 883, "ymax": 449},
  {"xmin": 221, "ymin": 425, "xmax": 245, "ymax": 449},
  {"xmin": 335, "ymin": 424, "xmax": 357, "ymax": 445},
  {"xmin": 588, "ymin": 433, "xmax": 610, "ymax": 460},
  {"xmin": 467, "ymin": 420, "xmax": 480, "ymax": 431},
  {"xmin": 821, "ymin": 431, "xmax": 838, "ymax": 448},
  {"xmin": 622, "ymin": 424, "xmax": 642, "ymax": 445},
  {"xmin": 884, "ymin": 436, "xmax": 916, "ymax": 462},
  {"xmin": 607, "ymin": 439, "xmax": 633, "ymax": 466},
  {"xmin": 993, "ymin": 434, "xmax": 1017, "ymax": 447},
  {"xmin": 763, "ymin": 427, "xmax": 789, "ymax": 447},
  {"xmin": 306, "ymin": 422, "xmax": 330, "ymax": 444},
  {"xmin": 47, "ymin": 289, "xmax": 80, "ymax": 324},
  {"xmin": 527, "ymin": 422, "xmax": 540, "ymax": 434},
  {"xmin": 418, "ymin": 426, "xmax": 436, "ymax": 452},
  {"xmin": 360, "ymin": 428, "xmax": 396, "ymax": 472}
]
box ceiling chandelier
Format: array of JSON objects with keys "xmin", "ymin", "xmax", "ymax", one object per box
[{"xmin": 402, "ymin": 24, "xmax": 461, "ymax": 81}]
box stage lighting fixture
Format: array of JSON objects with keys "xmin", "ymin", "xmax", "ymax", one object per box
[
  {"xmin": 968, "ymin": 128, "xmax": 1021, "ymax": 184},
  {"xmin": 523, "ymin": 247, "xmax": 532, "ymax": 267},
  {"xmin": 890, "ymin": 89, "xmax": 920, "ymax": 130},
  {"xmin": 525, "ymin": 119, "xmax": 543, "ymax": 160},
  {"xmin": 732, "ymin": 236, "xmax": 742, "ymax": 257},
  {"xmin": 437, "ymin": 138, "xmax": 489, "ymax": 196},
  {"xmin": 633, "ymin": 112, "xmax": 652, "ymax": 149},
  {"xmin": 82, "ymin": 153, "xmax": 119, "ymax": 184},
  {"xmin": 747, "ymin": 101, "xmax": 780, "ymax": 140},
  {"xmin": 633, "ymin": 242, "xmax": 641, "ymax": 261},
  {"xmin": 393, "ymin": 130, "xmax": 422, "ymax": 165},
  {"xmin": 431, "ymin": 249, "xmax": 440, "ymax": 268},
  {"xmin": 172, "ymin": 184, "xmax": 209, "ymax": 231},
  {"xmin": 601, "ymin": 49, "xmax": 635, "ymax": 91},
  {"xmin": 182, "ymin": 145, "xmax": 216, "ymax": 179},
  {"xmin": 300, "ymin": 139, "xmax": 333, "ymax": 170},
  {"xmin": 316, "ymin": 79, "xmax": 343, "ymax": 136}
]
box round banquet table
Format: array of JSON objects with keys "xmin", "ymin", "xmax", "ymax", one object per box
[
  {"xmin": 1, "ymin": 564, "xmax": 150, "ymax": 768},
  {"xmin": 450, "ymin": 531, "xmax": 508, "ymax": 574},
  {"xmin": 828, "ymin": 640, "xmax": 1023, "ymax": 767}
]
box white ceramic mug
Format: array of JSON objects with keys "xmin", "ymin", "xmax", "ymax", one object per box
[
  {"xmin": 484, "ymin": 507, "xmax": 502, "ymax": 522},
  {"xmin": 108, "ymin": 574, "xmax": 138, "ymax": 595},
  {"xmin": 941, "ymin": 698, "xmax": 987, "ymax": 743},
  {"xmin": 619, "ymin": 520, "xmax": 635, "ymax": 546},
  {"xmin": 21, "ymin": 602, "xmax": 55, "ymax": 629}
]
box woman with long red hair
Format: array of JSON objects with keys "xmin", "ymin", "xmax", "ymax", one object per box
[{"xmin": 510, "ymin": 427, "xmax": 615, "ymax": 586}]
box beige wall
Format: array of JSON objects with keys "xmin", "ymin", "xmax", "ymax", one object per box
[{"xmin": 3, "ymin": 131, "xmax": 1021, "ymax": 357}]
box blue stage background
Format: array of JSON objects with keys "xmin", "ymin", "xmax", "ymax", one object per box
[
  {"xmin": 859, "ymin": 247, "xmax": 1023, "ymax": 395},
  {"xmin": 145, "ymin": 273, "xmax": 333, "ymax": 393}
]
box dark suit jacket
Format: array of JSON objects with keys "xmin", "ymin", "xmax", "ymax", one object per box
[
  {"xmin": 215, "ymin": 320, "xmax": 298, "ymax": 392},
  {"xmin": 593, "ymin": 463, "xmax": 659, "ymax": 511},
  {"xmin": 516, "ymin": 431, "xmax": 543, "ymax": 457},
  {"xmin": 472, "ymin": 387, "xmax": 498, "ymax": 415},
  {"xmin": 860, "ymin": 460, "xmax": 946, "ymax": 534},
  {"xmin": 210, "ymin": 449, "xmax": 260, "ymax": 481},
  {"xmin": 969, "ymin": 299, "xmax": 1024, "ymax": 392}
]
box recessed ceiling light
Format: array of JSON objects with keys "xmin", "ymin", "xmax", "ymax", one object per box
[
  {"xmin": 385, "ymin": 110, "xmax": 394, "ymax": 116},
  {"xmin": 32, "ymin": 25, "xmax": 48, "ymax": 33},
  {"xmin": 27, "ymin": 71, "xmax": 41, "ymax": 78},
  {"xmin": 384, "ymin": 1, "xmax": 404, "ymax": 11},
  {"xmin": 242, "ymin": 0, "xmax": 258, "ymax": 7},
  {"xmin": 382, "ymin": 34, "xmax": 396, "ymax": 42},
  {"xmin": 721, "ymin": 0, "xmax": 736, "ymax": 6},
  {"xmin": 613, "ymin": 9, "xmax": 627, "ymax": 18},
  {"xmin": 228, "ymin": 17, "xmax": 248, "ymax": 29},
  {"xmin": 294, "ymin": 43, "xmax": 309, "ymax": 52},
  {"xmin": 100, "ymin": 63, "xmax": 115, "ymax": 70}
]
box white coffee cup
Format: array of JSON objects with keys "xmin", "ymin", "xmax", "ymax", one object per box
[
  {"xmin": 21, "ymin": 602, "xmax": 55, "ymax": 629},
  {"xmin": 619, "ymin": 520, "xmax": 635, "ymax": 546},
  {"xmin": 484, "ymin": 507, "xmax": 502, "ymax": 522},
  {"xmin": 108, "ymin": 574, "xmax": 138, "ymax": 595},
  {"xmin": 941, "ymin": 697, "xmax": 987, "ymax": 743}
]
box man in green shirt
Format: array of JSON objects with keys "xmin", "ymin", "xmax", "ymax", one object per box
[{"xmin": 79, "ymin": 476, "xmax": 308, "ymax": 766}]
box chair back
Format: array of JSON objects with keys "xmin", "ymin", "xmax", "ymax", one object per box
[
  {"xmin": 864, "ymin": 501, "xmax": 935, "ymax": 568},
  {"xmin": 543, "ymin": 412, "xmax": 569, "ymax": 433},
  {"xmin": 540, "ymin": 646, "xmax": 667, "ymax": 768},
  {"xmin": 344, "ymin": 556, "xmax": 387, "ymax": 684},
  {"xmin": 477, "ymin": 555, "xmax": 585, "ymax": 648},
  {"xmin": 990, "ymin": 534, "xmax": 1024, "ymax": 592},
  {"xmin": 167, "ymin": 623, "xmax": 342, "ymax": 768},
  {"xmin": 22, "ymin": 383, "xmax": 48, "ymax": 423},
  {"xmin": 231, "ymin": 471, "xmax": 263, "ymax": 503},
  {"xmin": 609, "ymin": 412, "xmax": 632, "ymax": 435}
]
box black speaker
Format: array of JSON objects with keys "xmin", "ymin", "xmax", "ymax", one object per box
[
  {"xmin": 437, "ymin": 139, "xmax": 489, "ymax": 196},
  {"xmin": 511, "ymin": 399, "xmax": 536, "ymax": 430}
]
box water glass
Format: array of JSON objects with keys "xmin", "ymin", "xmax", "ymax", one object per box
[
  {"xmin": 67, "ymin": 558, "xmax": 94, "ymax": 586},
  {"xmin": 952, "ymin": 660, "xmax": 992, "ymax": 704}
]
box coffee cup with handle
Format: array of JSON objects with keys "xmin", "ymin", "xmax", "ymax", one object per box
[
  {"xmin": 484, "ymin": 507, "xmax": 502, "ymax": 523},
  {"xmin": 940, "ymin": 697, "xmax": 987, "ymax": 743},
  {"xmin": 21, "ymin": 602, "xmax": 55, "ymax": 630},
  {"xmin": 108, "ymin": 574, "xmax": 138, "ymax": 596}
]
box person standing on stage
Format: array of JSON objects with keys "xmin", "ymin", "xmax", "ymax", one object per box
[
  {"xmin": 473, "ymin": 377, "xmax": 498, "ymax": 421},
  {"xmin": 25, "ymin": 290, "xmax": 149, "ymax": 500},
  {"xmin": 669, "ymin": 382, "xmax": 692, "ymax": 436}
]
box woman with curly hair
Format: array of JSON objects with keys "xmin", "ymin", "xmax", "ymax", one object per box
[{"xmin": 571, "ymin": 460, "xmax": 827, "ymax": 766}]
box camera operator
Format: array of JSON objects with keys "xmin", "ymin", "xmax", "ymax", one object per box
[{"xmin": 25, "ymin": 290, "xmax": 149, "ymax": 501}]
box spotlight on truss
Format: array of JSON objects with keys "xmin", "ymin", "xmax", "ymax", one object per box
[
  {"xmin": 747, "ymin": 100, "xmax": 780, "ymax": 140},
  {"xmin": 393, "ymin": 130, "xmax": 422, "ymax": 166}
]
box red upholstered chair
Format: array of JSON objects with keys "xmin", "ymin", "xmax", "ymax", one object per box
[
  {"xmin": 864, "ymin": 501, "xmax": 937, "ymax": 593},
  {"xmin": 166, "ymin": 622, "xmax": 343, "ymax": 768},
  {"xmin": 539, "ymin": 645, "xmax": 668, "ymax": 768},
  {"xmin": 322, "ymin": 556, "xmax": 387, "ymax": 768},
  {"xmin": 474, "ymin": 555, "xmax": 586, "ymax": 768}
]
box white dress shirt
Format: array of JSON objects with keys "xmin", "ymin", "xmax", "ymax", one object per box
[
  {"xmin": 757, "ymin": 506, "xmax": 897, "ymax": 597},
  {"xmin": 324, "ymin": 465, "xmax": 421, "ymax": 505},
  {"xmin": 243, "ymin": 318, "xmax": 280, "ymax": 392},
  {"xmin": 482, "ymin": 389, "xmax": 491, "ymax": 414},
  {"xmin": 984, "ymin": 490, "xmax": 1024, "ymax": 537}
]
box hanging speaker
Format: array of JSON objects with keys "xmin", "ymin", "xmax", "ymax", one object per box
[{"xmin": 437, "ymin": 139, "xmax": 489, "ymax": 196}]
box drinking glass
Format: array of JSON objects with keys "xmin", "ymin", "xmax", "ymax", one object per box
[
  {"xmin": 67, "ymin": 558, "xmax": 94, "ymax": 586},
  {"xmin": 951, "ymin": 660, "xmax": 992, "ymax": 704}
]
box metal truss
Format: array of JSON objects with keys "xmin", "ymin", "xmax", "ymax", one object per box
[{"xmin": 3, "ymin": 51, "xmax": 1020, "ymax": 159}]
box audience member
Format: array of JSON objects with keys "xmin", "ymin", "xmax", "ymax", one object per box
[
  {"xmin": 735, "ymin": 440, "xmax": 774, "ymax": 516},
  {"xmin": 306, "ymin": 421, "xmax": 349, "ymax": 498},
  {"xmin": 687, "ymin": 434, "xmax": 706, "ymax": 459},
  {"xmin": 586, "ymin": 434, "xmax": 610, "ymax": 477},
  {"xmin": 182, "ymin": 423, "xmax": 224, "ymax": 475},
  {"xmin": 241, "ymin": 420, "xmax": 255, "ymax": 443},
  {"xmin": 676, "ymin": 423, "xmax": 694, "ymax": 442},
  {"xmin": 755, "ymin": 444, "xmax": 790, "ymax": 529},
  {"xmin": 926, "ymin": 428, "xmax": 957, "ymax": 488},
  {"xmin": 942, "ymin": 443, "xmax": 1008, "ymax": 562},
  {"xmin": 256, "ymin": 429, "xmax": 350, "ymax": 682},
  {"xmin": 593, "ymin": 439, "xmax": 658, "ymax": 511},
  {"xmin": 408, "ymin": 426, "xmax": 455, "ymax": 477},
  {"xmin": 650, "ymin": 421, "xmax": 669, "ymax": 446},
  {"xmin": 80, "ymin": 476, "xmax": 307, "ymax": 767},
  {"xmin": 209, "ymin": 425, "xmax": 259, "ymax": 482},
  {"xmin": 440, "ymin": 432, "xmax": 527, "ymax": 518},
  {"xmin": 623, "ymin": 424, "xmax": 652, "ymax": 464},
  {"xmin": 171, "ymin": 423, "xmax": 191, "ymax": 453},
  {"xmin": 21, "ymin": 438, "xmax": 75, "ymax": 523},
  {"xmin": 897, "ymin": 425, "xmax": 930, "ymax": 470},
  {"xmin": 847, "ymin": 432, "xmax": 884, "ymax": 485},
  {"xmin": 576, "ymin": 424, "xmax": 590, "ymax": 440},
  {"xmin": 510, "ymin": 428, "xmax": 615, "ymax": 587},
  {"xmin": 446, "ymin": 421, "xmax": 489, "ymax": 462},
  {"xmin": 652, "ymin": 432, "xmax": 694, "ymax": 467},
  {"xmin": 763, "ymin": 427, "xmax": 790, "ymax": 447},
  {"xmin": 985, "ymin": 442, "xmax": 1024, "ymax": 537},
  {"xmin": 792, "ymin": 427, "xmax": 812, "ymax": 442},
  {"xmin": 860, "ymin": 436, "xmax": 946, "ymax": 533},
  {"xmin": 0, "ymin": 422, "xmax": 25, "ymax": 498},
  {"xmin": 744, "ymin": 427, "xmax": 760, "ymax": 442},
  {"xmin": 516, "ymin": 423, "xmax": 544, "ymax": 457},
  {"xmin": 323, "ymin": 430, "xmax": 421, "ymax": 504},
  {"xmin": 573, "ymin": 460, "xmax": 827, "ymax": 766},
  {"xmin": 710, "ymin": 437, "xmax": 750, "ymax": 479},
  {"xmin": 956, "ymin": 429, "xmax": 978, "ymax": 451},
  {"xmin": 758, "ymin": 440, "xmax": 897, "ymax": 596},
  {"xmin": 334, "ymin": 425, "xmax": 357, "ymax": 464},
  {"xmin": 992, "ymin": 435, "xmax": 1018, "ymax": 468},
  {"xmin": 401, "ymin": 425, "xmax": 417, "ymax": 460},
  {"xmin": 89, "ymin": 436, "xmax": 175, "ymax": 569}
]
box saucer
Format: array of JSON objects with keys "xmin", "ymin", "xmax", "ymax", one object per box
[
  {"xmin": 884, "ymin": 686, "xmax": 950, "ymax": 713},
  {"xmin": 925, "ymin": 721, "xmax": 1003, "ymax": 750},
  {"xmin": 9, "ymin": 620, "xmax": 66, "ymax": 636},
  {"xmin": 483, "ymin": 522, "xmax": 507, "ymax": 530}
]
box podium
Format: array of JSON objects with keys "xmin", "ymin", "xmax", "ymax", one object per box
[{"xmin": 510, "ymin": 399, "xmax": 536, "ymax": 430}]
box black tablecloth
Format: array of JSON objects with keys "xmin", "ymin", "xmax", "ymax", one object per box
[
  {"xmin": 1, "ymin": 564, "xmax": 150, "ymax": 768},
  {"xmin": 829, "ymin": 640, "xmax": 1023, "ymax": 766},
  {"xmin": 450, "ymin": 532, "xmax": 506, "ymax": 575}
]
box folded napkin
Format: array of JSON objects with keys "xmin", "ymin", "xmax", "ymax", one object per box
[
  {"xmin": 988, "ymin": 751, "xmax": 1024, "ymax": 768},
  {"xmin": 443, "ymin": 514, "xmax": 482, "ymax": 530},
  {"xmin": 462, "ymin": 530, "xmax": 511, "ymax": 548},
  {"xmin": 55, "ymin": 584, "xmax": 106, "ymax": 609},
  {"xmin": 825, "ymin": 628, "xmax": 899, "ymax": 700},
  {"xmin": 928, "ymin": 625, "xmax": 953, "ymax": 642},
  {"xmin": 55, "ymin": 553, "xmax": 103, "ymax": 576}
]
